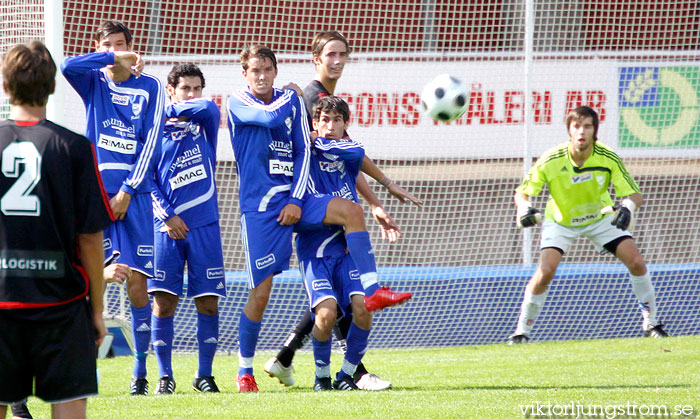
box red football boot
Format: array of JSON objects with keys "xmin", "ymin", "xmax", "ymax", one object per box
[{"xmin": 364, "ymin": 286, "xmax": 412, "ymax": 312}]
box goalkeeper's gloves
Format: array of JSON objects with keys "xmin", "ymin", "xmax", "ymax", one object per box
[
  {"xmin": 611, "ymin": 198, "xmax": 636, "ymax": 231},
  {"xmin": 517, "ymin": 205, "xmax": 542, "ymax": 229}
]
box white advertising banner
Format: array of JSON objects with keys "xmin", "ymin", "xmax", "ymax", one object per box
[{"xmin": 60, "ymin": 60, "xmax": 700, "ymax": 160}]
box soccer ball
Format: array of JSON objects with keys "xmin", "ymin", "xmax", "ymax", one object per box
[{"xmin": 420, "ymin": 74, "xmax": 468, "ymax": 122}]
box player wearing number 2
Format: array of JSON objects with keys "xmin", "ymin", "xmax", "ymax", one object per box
[
  {"xmin": 0, "ymin": 41, "xmax": 113, "ymax": 419},
  {"xmin": 508, "ymin": 106, "xmax": 667, "ymax": 344}
]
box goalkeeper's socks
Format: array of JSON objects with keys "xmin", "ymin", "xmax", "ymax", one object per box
[
  {"xmin": 345, "ymin": 231, "xmax": 379, "ymax": 292},
  {"xmin": 151, "ymin": 314, "xmax": 174, "ymax": 378},
  {"xmin": 197, "ymin": 312, "xmax": 219, "ymax": 377},
  {"xmin": 238, "ymin": 312, "xmax": 261, "ymax": 376},
  {"xmin": 514, "ymin": 289, "xmax": 548, "ymax": 335},
  {"xmin": 630, "ymin": 272, "xmax": 657, "ymax": 326},
  {"xmin": 130, "ymin": 302, "xmax": 152, "ymax": 378},
  {"xmin": 345, "ymin": 323, "xmax": 370, "ymax": 366},
  {"xmin": 312, "ymin": 336, "xmax": 332, "ymax": 379}
]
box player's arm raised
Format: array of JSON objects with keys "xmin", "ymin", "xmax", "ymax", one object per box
[{"xmin": 360, "ymin": 155, "xmax": 423, "ymax": 207}]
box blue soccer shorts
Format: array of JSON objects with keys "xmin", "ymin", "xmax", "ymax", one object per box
[
  {"xmin": 240, "ymin": 210, "xmax": 294, "ymax": 289},
  {"xmin": 299, "ymin": 253, "xmax": 364, "ymax": 317},
  {"xmin": 295, "ymin": 193, "xmax": 335, "ymax": 232},
  {"xmin": 149, "ymin": 221, "xmax": 226, "ymax": 298},
  {"xmin": 103, "ymin": 192, "xmax": 154, "ymax": 278}
]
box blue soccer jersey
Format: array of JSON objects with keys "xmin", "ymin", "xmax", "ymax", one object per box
[
  {"xmin": 152, "ymin": 98, "xmax": 221, "ymax": 230},
  {"xmin": 227, "ymin": 88, "xmax": 310, "ymax": 213},
  {"xmin": 296, "ymin": 136, "xmax": 365, "ymax": 262},
  {"xmin": 61, "ymin": 52, "xmax": 165, "ymax": 195}
]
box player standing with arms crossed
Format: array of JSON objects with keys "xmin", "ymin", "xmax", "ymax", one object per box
[
  {"xmin": 265, "ymin": 31, "xmax": 421, "ymax": 391},
  {"xmin": 61, "ymin": 20, "xmax": 165, "ymax": 395},
  {"xmin": 149, "ymin": 64, "xmax": 225, "ymax": 394},
  {"xmin": 508, "ymin": 106, "xmax": 667, "ymax": 344},
  {"xmin": 0, "ymin": 41, "xmax": 113, "ymax": 419}
]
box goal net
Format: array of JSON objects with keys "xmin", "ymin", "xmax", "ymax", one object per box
[{"xmin": 2, "ymin": 0, "xmax": 699, "ymax": 353}]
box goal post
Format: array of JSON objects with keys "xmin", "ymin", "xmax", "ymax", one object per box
[{"xmin": 2, "ymin": 1, "xmax": 700, "ymax": 352}]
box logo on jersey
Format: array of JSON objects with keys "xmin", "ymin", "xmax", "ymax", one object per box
[
  {"xmin": 319, "ymin": 160, "xmax": 345, "ymax": 175},
  {"xmin": 98, "ymin": 134, "xmax": 137, "ymax": 155},
  {"xmin": 255, "ymin": 253, "xmax": 276, "ymax": 270},
  {"xmin": 269, "ymin": 160, "xmax": 294, "ymax": 176},
  {"xmin": 285, "ymin": 115, "xmax": 293, "ymax": 135},
  {"xmin": 132, "ymin": 102, "xmax": 142, "ymax": 117},
  {"xmin": 312, "ymin": 279, "xmax": 332, "ymax": 291},
  {"xmin": 570, "ymin": 213, "xmax": 599, "ymax": 225},
  {"xmin": 110, "ymin": 93, "xmax": 129, "ymax": 106},
  {"xmin": 137, "ymin": 245, "xmax": 153, "ymax": 257},
  {"xmin": 207, "ymin": 267, "xmax": 225, "ymax": 279},
  {"xmin": 570, "ymin": 173, "xmax": 593, "ymax": 184},
  {"xmin": 170, "ymin": 122, "xmax": 202, "ymax": 142},
  {"xmin": 155, "ymin": 270, "xmax": 165, "ymax": 281},
  {"xmin": 269, "ymin": 140, "xmax": 292, "ymax": 158},
  {"xmin": 597, "ymin": 176, "xmax": 607, "ymax": 187},
  {"xmin": 170, "ymin": 164, "xmax": 207, "ymax": 190},
  {"xmin": 102, "ymin": 118, "xmax": 135, "ymax": 136},
  {"xmin": 0, "ymin": 251, "xmax": 64, "ymax": 279},
  {"xmin": 331, "ymin": 184, "xmax": 354, "ymax": 201},
  {"xmin": 349, "ymin": 270, "xmax": 360, "ymax": 281},
  {"xmin": 171, "ymin": 145, "xmax": 203, "ymax": 171},
  {"xmin": 103, "ymin": 238, "xmax": 112, "ymax": 250}
]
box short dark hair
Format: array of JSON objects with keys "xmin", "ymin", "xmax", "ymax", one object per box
[
  {"xmin": 95, "ymin": 20, "xmax": 133, "ymax": 45},
  {"xmin": 2, "ymin": 41, "xmax": 56, "ymax": 106},
  {"xmin": 311, "ymin": 31, "xmax": 350, "ymax": 58},
  {"xmin": 566, "ymin": 106, "xmax": 599, "ymax": 140},
  {"xmin": 167, "ymin": 63, "xmax": 205, "ymax": 89},
  {"xmin": 312, "ymin": 95, "xmax": 350, "ymax": 123},
  {"xmin": 240, "ymin": 45, "xmax": 277, "ymax": 71}
]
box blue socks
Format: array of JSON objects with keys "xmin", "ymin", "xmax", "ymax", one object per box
[
  {"xmin": 345, "ymin": 231, "xmax": 380, "ymax": 295},
  {"xmin": 130, "ymin": 303, "xmax": 152, "ymax": 378},
  {"xmin": 151, "ymin": 314, "xmax": 174, "ymax": 378},
  {"xmin": 312, "ymin": 336, "xmax": 332, "ymax": 378},
  {"xmin": 238, "ymin": 312, "xmax": 261, "ymax": 376},
  {"xmin": 337, "ymin": 322, "xmax": 370, "ymax": 379},
  {"xmin": 197, "ymin": 312, "xmax": 219, "ymax": 377}
]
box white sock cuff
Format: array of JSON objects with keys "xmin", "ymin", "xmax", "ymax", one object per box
[
  {"xmin": 629, "ymin": 271, "xmax": 651, "ymax": 283},
  {"xmin": 341, "ymin": 359, "xmax": 358, "ymax": 377},
  {"xmin": 315, "ymin": 365, "xmax": 331, "ymax": 378},
  {"xmin": 360, "ymin": 272, "xmax": 378, "ymax": 289},
  {"xmin": 238, "ymin": 354, "xmax": 254, "ymax": 369}
]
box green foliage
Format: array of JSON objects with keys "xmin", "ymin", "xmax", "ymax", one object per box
[{"xmin": 22, "ymin": 336, "xmax": 699, "ymax": 418}]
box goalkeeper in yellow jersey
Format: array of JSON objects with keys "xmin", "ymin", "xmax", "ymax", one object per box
[{"xmin": 508, "ymin": 106, "xmax": 667, "ymax": 344}]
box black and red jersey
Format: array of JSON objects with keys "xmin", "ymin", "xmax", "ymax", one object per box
[
  {"xmin": 0, "ymin": 119, "xmax": 113, "ymax": 309},
  {"xmin": 303, "ymin": 80, "xmax": 331, "ymax": 127}
]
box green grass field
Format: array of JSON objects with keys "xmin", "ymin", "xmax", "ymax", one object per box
[{"xmin": 22, "ymin": 336, "xmax": 700, "ymax": 418}]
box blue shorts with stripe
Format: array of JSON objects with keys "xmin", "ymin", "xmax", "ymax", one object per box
[
  {"xmin": 241, "ymin": 194, "xmax": 334, "ymax": 289},
  {"xmin": 148, "ymin": 221, "xmax": 226, "ymax": 298},
  {"xmin": 299, "ymin": 254, "xmax": 364, "ymax": 316},
  {"xmin": 103, "ymin": 192, "xmax": 154, "ymax": 278}
]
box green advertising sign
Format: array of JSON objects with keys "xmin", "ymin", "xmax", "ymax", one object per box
[{"xmin": 619, "ymin": 66, "xmax": 700, "ymax": 148}]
